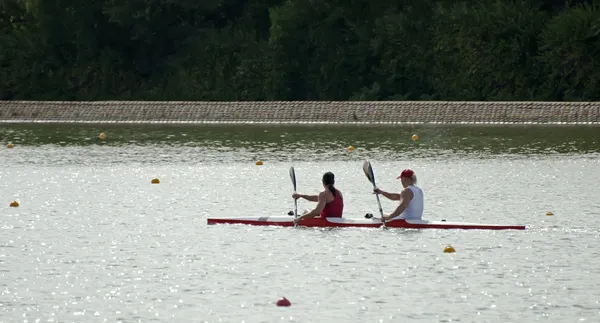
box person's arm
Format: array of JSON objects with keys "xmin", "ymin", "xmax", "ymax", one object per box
[
  {"xmin": 293, "ymin": 193, "xmax": 319, "ymax": 202},
  {"xmin": 381, "ymin": 188, "xmax": 413, "ymax": 221},
  {"xmin": 373, "ymin": 188, "xmax": 401, "ymax": 201},
  {"xmin": 294, "ymin": 192, "xmax": 327, "ymax": 221}
]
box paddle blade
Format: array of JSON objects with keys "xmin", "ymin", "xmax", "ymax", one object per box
[
  {"xmin": 362, "ymin": 160, "xmax": 376, "ymax": 186},
  {"xmin": 289, "ymin": 166, "xmax": 297, "ymax": 192}
]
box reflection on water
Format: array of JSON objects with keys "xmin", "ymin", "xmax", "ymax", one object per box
[{"xmin": 1, "ymin": 124, "xmax": 599, "ymax": 163}]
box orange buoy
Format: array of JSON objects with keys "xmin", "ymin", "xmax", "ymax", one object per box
[
  {"xmin": 151, "ymin": 178, "xmax": 160, "ymax": 184},
  {"xmin": 256, "ymin": 160, "xmax": 263, "ymax": 166},
  {"xmin": 444, "ymin": 245, "xmax": 455, "ymax": 253},
  {"xmin": 7, "ymin": 143, "xmax": 14, "ymax": 148},
  {"xmin": 9, "ymin": 200, "xmax": 19, "ymax": 207}
]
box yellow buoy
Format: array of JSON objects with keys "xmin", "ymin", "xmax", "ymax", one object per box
[
  {"xmin": 444, "ymin": 245, "xmax": 456, "ymax": 253},
  {"xmin": 256, "ymin": 160, "xmax": 264, "ymax": 166},
  {"xmin": 7, "ymin": 143, "xmax": 14, "ymax": 148},
  {"xmin": 546, "ymin": 211, "xmax": 554, "ymax": 216},
  {"xmin": 9, "ymin": 200, "xmax": 19, "ymax": 207},
  {"xmin": 347, "ymin": 145, "xmax": 355, "ymax": 152},
  {"xmin": 151, "ymin": 178, "xmax": 160, "ymax": 184},
  {"xmin": 98, "ymin": 132, "xmax": 106, "ymax": 140},
  {"xmin": 411, "ymin": 134, "xmax": 419, "ymax": 142}
]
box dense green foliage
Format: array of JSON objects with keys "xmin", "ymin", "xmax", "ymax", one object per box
[{"xmin": 1, "ymin": 0, "xmax": 599, "ymax": 101}]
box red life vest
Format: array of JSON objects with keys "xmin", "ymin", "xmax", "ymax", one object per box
[{"xmin": 320, "ymin": 189, "xmax": 343, "ymax": 218}]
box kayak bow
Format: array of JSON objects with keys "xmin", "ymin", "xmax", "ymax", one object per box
[{"xmin": 207, "ymin": 216, "xmax": 526, "ymax": 230}]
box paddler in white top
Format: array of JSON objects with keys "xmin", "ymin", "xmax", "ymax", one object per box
[{"xmin": 373, "ymin": 169, "xmax": 424, "ymax": 222}]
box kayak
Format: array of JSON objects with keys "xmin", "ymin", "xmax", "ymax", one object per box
[{"xmin": 207, "ymin": 216, "xmax": 526, "ymax": 230}]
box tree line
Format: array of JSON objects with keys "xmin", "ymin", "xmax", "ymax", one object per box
[{"xmin": 1, "ymin": 0, "xmax": 598, "ymax": 101}]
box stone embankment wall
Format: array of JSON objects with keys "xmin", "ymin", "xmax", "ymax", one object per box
[{"xmin": 1, "ymin": 101, "xmax": 599, "ymax": 124}]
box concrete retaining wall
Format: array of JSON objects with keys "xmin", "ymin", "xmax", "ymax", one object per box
[{"xmin": 1, "ymin": 101, "xmax": 599, "ymax": 124}]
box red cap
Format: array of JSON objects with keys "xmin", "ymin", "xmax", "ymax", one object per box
[{"xmin": 397, "ymin": 169, "xmax": 414, "ymax": 179}]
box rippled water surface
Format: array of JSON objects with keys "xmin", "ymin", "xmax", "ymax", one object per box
[{"xmin": 1, "ymin": 124, "xmax": 600, "ymax": 323}]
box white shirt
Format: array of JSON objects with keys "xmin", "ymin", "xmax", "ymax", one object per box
[{"xmin": 393, "ymin": 185, "xmax": 424, "ymax": 220}]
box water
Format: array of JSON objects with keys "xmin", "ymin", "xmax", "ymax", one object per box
[{"xmin": 1, "ymin": 124, "xmax": 600, "ymax": 323}]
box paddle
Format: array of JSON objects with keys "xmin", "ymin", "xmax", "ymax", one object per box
[
  {"xmin": 289, "ymin": 166, "xmax": 298, "ymax": 220},
  {"xmin": 362, "ymin": 160, "xmax": 385, "ymax": 227}
]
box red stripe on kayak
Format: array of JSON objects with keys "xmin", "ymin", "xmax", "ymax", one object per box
[{"xmin": 207, "ymin": 218, "xmax": 526, "ymax": 230}]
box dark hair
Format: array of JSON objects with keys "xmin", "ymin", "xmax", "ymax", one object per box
[{"xmin": 322, "ymin": 172, "xmax": 336, "ymax": 196}]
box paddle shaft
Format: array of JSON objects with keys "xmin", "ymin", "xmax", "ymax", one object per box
[
  {"xmin": 289, "ymin": 167, "xmax": 299, "ymax": 225},
  {"xmin": 363, "ymin": 160, "xmax": 386, "ymax": 227},
  {"xmin": 294, "ymin": 196, "xmax": 298, "ymax": 219},
  {"xmin": 373, "ymin": 185, "xmax": 384, "ymax": 219}
]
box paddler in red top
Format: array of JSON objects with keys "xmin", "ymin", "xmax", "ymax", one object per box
[{"xmin": 292, "ymin": 172, "xmax": 344, "ymax": 224}]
